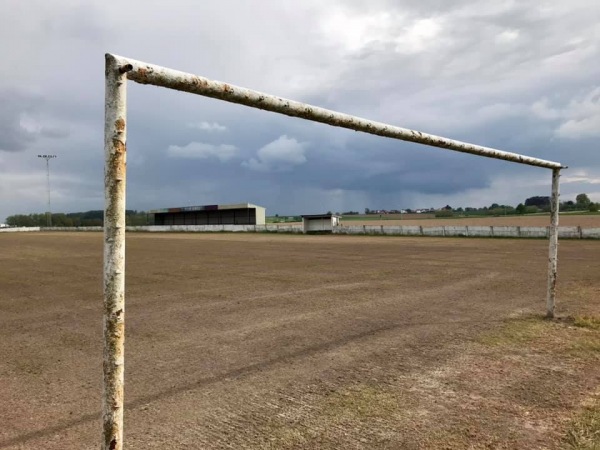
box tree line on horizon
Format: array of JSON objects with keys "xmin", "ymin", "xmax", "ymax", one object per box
[
  {"xmin": 4, "ymin": 210, "xmax": 150, "ymax": 227},
  {"xmin": 4, "ymin": 194, "xmax": 598, "ymax": 227},
  {"xmin": 355, "ymin": 193, "xmax": 599, "ymax": 218}
]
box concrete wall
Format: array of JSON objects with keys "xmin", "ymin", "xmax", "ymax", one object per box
[
  {"xmin": 333, "ymin": 225, "xmax": 600, "ymax": 239},
  {"xmin": 4, "ymin": 224, "xmax": 600, "ymax": 239},
  {"xmin": 582, "ymin": 228, "xmax": 600, "ymax": 239},
  {"xmin": 0, "ymin": 227, "xmax": 41, "ymax": 233},
  {"xmin": 255, "ymin": 207, "xmax": 266, "ymax": 225}
]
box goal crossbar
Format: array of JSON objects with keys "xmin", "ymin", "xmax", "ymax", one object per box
[
  {"xmin": 111, "ymin": 54, "xmax": 564, "ymax": 170},
  {"xmin": 103, "ymin": 53, "xmax": 565, "ymax": 450}
]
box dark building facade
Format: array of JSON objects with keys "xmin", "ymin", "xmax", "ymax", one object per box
[{"xmin": 150, "ymin": 203, "xmax": 266, "ymax": 226}]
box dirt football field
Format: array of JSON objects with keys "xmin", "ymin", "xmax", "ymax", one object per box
[{"xmin": 1, "ymin": 232, "xmax": 600, "ymax": 449}]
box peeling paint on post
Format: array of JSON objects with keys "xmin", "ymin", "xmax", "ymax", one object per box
[
  {"xmin": 103, "ymin": 54, "xmax": 128, "ymax": 450},
  {"xmin": 546, "ymin": 168, "xmax": 560, "ymax": 318},
  {"xmin": 108, "ymin": 54, "xmax": 564, "ymax": 170}
]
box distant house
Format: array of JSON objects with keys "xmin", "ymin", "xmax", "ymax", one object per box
[{"xmin": 301, "ymin": 214, "xmax": 341, "ymax": 233}]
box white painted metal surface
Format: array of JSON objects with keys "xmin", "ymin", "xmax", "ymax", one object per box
[
  {"xmin": 546, "ymin": 168, "xmax": 560, "ymax": 318},
  {"xmin": 103, "ymin": 54, "xmax": 128, "ymax": 450}
]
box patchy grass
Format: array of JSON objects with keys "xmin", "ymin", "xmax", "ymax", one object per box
[
  {"xmin": 484, "ymin": 314, "xmax": 600, "ymax": 449},
  {"xmin": 477, "ymin": 315, "xmax": 551, "ymax": 347},
  {"xmin": 478, "ymin": 315, "xmax": 600, "ymax": 356},
  {"xmin": 569, "ymin": 336, "xmax": 600, "ymax": 356},
  {"xmin": 476, "ymin": 314, "xmax": 600, "ymax": 448},
  {"xmin": 564, "ymin": 393, "xmax": 600, "ymax": 449},
  {"xmin": 567, "ymin": 315, "xmax": 600, "ymax": 356},
  {"xmin": 574, "ymin": 316, "xmax": 600, "ymax": 331},
  {"xmin": 258, "ymin": 316, "xmax": 600, "ymax": 449},
  {"xmin": 259, "ymin": 384, "xmax": 411, "ymax": 449}
]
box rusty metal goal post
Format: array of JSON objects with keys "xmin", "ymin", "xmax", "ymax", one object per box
[{"xmin": 103, "ymin": 53, "xmax": 565, "ymax": 450}]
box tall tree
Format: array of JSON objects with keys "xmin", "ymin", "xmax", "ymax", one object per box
[{"xmin": 576, "ymin": 193, "xmax": 591, "ymax": 208}]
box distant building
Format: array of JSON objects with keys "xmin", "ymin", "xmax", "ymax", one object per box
[
  {"xmin": 301, "ymin": 214, "xmax": 341, "ymax": 233},
  {"xmin": 150, "ymin": 203, "xmax": 266, "ymax": 226}
]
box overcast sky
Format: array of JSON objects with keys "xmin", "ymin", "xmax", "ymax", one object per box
[{"xmin": 1, "ymin": 0, "xmax": 599, "ymax": 220}]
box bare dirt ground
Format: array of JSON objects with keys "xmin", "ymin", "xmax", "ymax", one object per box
[
  {"xmin": 279, "ymin": 214, "xmax": 600, "ymax": 228},
  {"xmin": 1, "ymin": 232, "xmax": 599, "ymax": 449}
]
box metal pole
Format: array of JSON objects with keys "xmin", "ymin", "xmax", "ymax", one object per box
[
  {"xmin": 109, "ymin": 54, "xmax": 564, "ymax": 170},
  {"xmin": 45, "ymin": 158, "xmax": 51, "ymax": 227},
  {"xmin": 546, "ymin": 168, "xmax": 560, "ymax": 318},
  {"xmin": 38, "ymin": 154, "xmax": 56, "ymax": 227},
  {"xmin": 103, "ymin": 54, "xmax": 128, "ymax": 450}
]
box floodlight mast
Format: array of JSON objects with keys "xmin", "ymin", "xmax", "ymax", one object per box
[
  {"xmin": 103, "ymin": 53, "xmax": 564, "ymax": 450},
  {"xmin": 37, "ymin": 154, "xmax": 57, "ymax": 227}
]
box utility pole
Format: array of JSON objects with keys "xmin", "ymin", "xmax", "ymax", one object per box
[{"xmin": 38, "ymin": 154, "xmax": 57, "ymax": 227}]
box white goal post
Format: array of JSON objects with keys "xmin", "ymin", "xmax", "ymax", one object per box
[{"xmin": 103, "ymin": 53, "xmax": 565, "ymax": 450}]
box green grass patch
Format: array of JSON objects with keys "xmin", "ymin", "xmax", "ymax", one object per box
[
  {"xmin": 570, "ymin": 338, "xmax": 600, "ymax": 355},
  {"xmin": 478, "ymin": 316, "xmax": 550, "ymax": 347},
  {"xmin": 322, "ymin": 385, "xmax": 401, "ymax": 420},
  {"xmin": 257, "ymin": 383, "xmax": 408, "ymax": 449},
  {"xmin": 565, "ymin": 395, "xmax": 600, "ymax": 449},
  {"xmin": 478, "ymin": 315, "xmax": 600, "ymax": 357},
  {"xmin": 574, "ymin": 316, "xmax": 600, "ymax": 331}
]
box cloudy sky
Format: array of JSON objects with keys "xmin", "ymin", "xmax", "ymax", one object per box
[{"xmin": 1, "ymin": 0, "xmax": 599, "ymax": 220}]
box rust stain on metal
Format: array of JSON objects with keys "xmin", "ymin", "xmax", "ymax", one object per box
[
  {"xmin": 115, "ymin": 119, "xmax": 125, "ymax": 133},
  {"xmin": 111, "ymin": 140, "xmax": 126, "ymax": 178},
  {"xmin": 118, "ymin": 64, "xmax": 133, "ymax": 74},
  {"xmin": 112, "ymin": 140, "xmax": 126, "ymax": 154},
  {"xmin": 133, "ymin": 67, "xmax": 150, "ymax": 84}
]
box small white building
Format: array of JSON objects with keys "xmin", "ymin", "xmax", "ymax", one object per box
[{"xmin": 301, "ymin": 214, "xmax": 341, "ymax": 233}]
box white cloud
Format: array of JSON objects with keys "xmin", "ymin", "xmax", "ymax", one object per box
[
  {"xmin": 531, "ymin": 98, "xmax": 561, "ymax": 120},
  {"xmin": 533, "ymin": 87, "xmax": 600, "ymax": 139},
  {"xmin": 319, "ymin": 9, "xmax": 441, "ymax": 55},
  {"xmin": 495, "ymin": 29, "xmax": 520, "ymax": 44},
  {"xmin": 19, "ymin": 113, "xmax": 69, "ymax": 139},
  {"xmin": 243, "ymin": 135, "xmax": 307, "ymax": 172},
  {"xmin": 557, "ymin": 115, "xmax": 600, "ymax": 139},
  {"xmin": 394, "ymin": 18, "xmax": 442, "ymax": 54},
  {"xmin": 187, "ymin": 121, "xmax": 227, "ymax": 132},
  {"xmin": 562, "ymin": 170, "xmax": 600, "ymax": 185},
  {"xmin": 320, "ymin": 9, "xmax": 395, "ymax": 53},
  {"xmin": 167, "ymin": 142, "xmax": 237, "ymax": 162},
  {"xmin": 557, "ymin": 87, "xmax": 600, "ymax": 139}
]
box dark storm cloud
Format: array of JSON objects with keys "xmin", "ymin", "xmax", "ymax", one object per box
[
  {"xmin": 0, "ymin": 90, "xmax": 69, "ymax": 153},
  {"xmin": 0, "ymin": 91, "xmax": 38, "ymax": 152}
]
